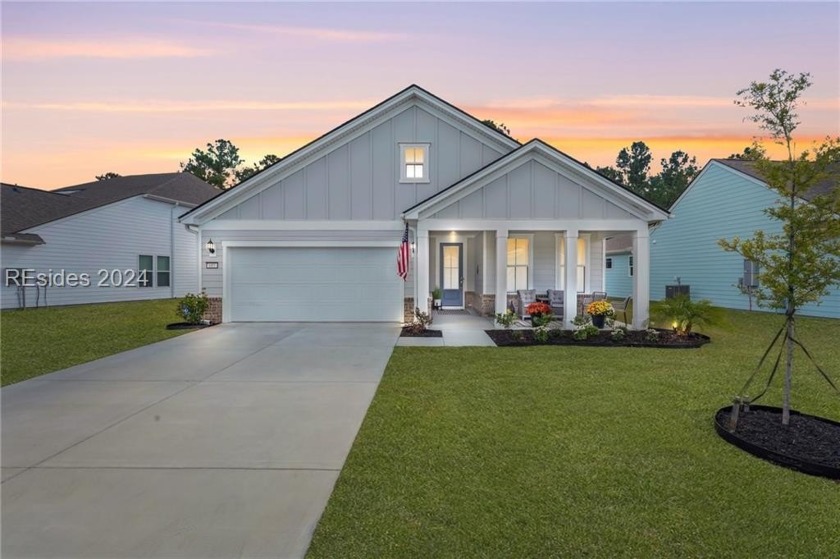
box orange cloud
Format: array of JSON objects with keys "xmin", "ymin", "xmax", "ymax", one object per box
[{"xmin": 2, "ymin": 38, "xmax": 212, "ymax": 60}]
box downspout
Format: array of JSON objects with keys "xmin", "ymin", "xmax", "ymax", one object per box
[
  {"xmin": 186, "ymin": 224, "xmax": 201, "ymax": 295},
  {"xmin": 170, "ymin": 202, "xmax": 179, "ymax": 298}
]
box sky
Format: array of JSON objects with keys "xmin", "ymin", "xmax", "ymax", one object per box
[{"xmin": 2, "ymin": 1, "xmax": 839, "ymax": 190}]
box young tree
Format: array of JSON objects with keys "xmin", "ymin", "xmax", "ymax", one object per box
[
  {"xmin": 727, "ymin": 144, "xmax": 767, "ymax": 161},
  {"xmin": 180, "ymin": 139, "xmax": 245, "ymax": 189},
  {"xmin": 95, "ymin": 172, "xmax": 122, "ymax": 181},
  {"xmin": 718, "ymin": 69, "xmax": 840, "ymax": 425}
]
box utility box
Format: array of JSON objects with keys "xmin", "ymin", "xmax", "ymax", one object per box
[{"xmin": 666, "ymin": 285, "xmax": 690, "ymax": 299}]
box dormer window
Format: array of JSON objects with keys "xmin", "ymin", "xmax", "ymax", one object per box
[{"xmin": 400, "ymin": 144, "xmax": 429, "ymax": 183}]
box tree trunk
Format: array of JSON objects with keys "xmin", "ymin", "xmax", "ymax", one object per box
[{"xmin": 783, "ymin": 313, "xmax": 794, "ymax": 425}]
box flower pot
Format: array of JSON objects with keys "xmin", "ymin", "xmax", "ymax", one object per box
[
  {"xmin": 530, "ymin": 314, "xmax": 542, "ymax": 327},
  {"xmin": 591, "ymin": 314, "xmax": 606, "ymax": 329}
]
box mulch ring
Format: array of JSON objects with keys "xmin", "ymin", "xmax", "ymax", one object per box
[
  {"xmin": 400, "ymin": 327, "xmax": 443, "ymax": 338},
  {"xmin": 715, "ymin": 405, "xmax": 840, "ymax": 480},
  {"xmin": 166, "ymin": 322, "xmax": 215, "ymax": 330},
  {"xmin": 485, "ymin": 328, "xmax": 709, "ymax": 348}
]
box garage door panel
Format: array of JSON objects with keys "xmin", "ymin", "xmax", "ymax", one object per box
[{"xmin": 228, "ymin": 247, "xmax": 402, "ymax": 322}]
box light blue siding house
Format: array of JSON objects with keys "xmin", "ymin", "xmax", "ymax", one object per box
[
  {"xmin": 605, "ymin": 236, "xmax": 633, "ymax": 298},
  {"xmin": 649, "ymin": 159, "xmax": 839, "ymax": 319}
]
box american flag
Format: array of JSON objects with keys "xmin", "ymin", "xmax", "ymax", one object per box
[{"xmin": 397, "ymin": 224, "xmax": 410, "ymax": 280}]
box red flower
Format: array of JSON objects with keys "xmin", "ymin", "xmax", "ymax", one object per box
[{"xmin": 526, "ymin": 302, "xmax": 552, "ymax": 316}]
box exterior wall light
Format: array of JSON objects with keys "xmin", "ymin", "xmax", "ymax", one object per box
[{"xmin": 206, "ymin": 239, "xmax": 216, "ymax": 255}]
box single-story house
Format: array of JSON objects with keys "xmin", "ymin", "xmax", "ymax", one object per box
[
  {"xmin": 180, "ymin": 85, "xmax": 669, "ymax": 328},
  {"xmin": 1, "ymin": 173, "xmax": 219, "ymax": 309},
  {"xmin": 649, "ymin": 159, "xmax": 839, "ymax": 318}
]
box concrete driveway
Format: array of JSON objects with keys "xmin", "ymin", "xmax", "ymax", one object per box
[{"xmin": 1, "ymin": 322, "xmax": 399, "ymax": 559}]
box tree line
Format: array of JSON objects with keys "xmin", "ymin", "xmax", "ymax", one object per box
[{"xmin": 96, "ymin": 126, "xmax": 763, "ymax": 204}]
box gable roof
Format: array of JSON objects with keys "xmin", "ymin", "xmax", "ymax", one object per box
[
  {"xmin": 402, "ymin": 139, "xmax": 670, "ymax": 222},
  {"xmin": 703, "ymin": 159, "xmax": 838, "ymax": 202},
  {"xmin": 180, "ymin": 84, "xmax": 521, "ymax": 225},
  {"xmin": 2, "ymin": 173, "xmax": 218, "ymax": 236}
]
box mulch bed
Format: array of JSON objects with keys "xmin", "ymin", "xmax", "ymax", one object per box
[
  {"xmin": 166, "ymin": 322, "xmax": 214, "ymax": 330},
  {"xmin": 485, "ymin": 328, "xmax": 709, "ymax": 348},
  {"xmin": 715, "ymin": 405, "xmax": 840, "ymax": 479},
  {"xmin": 400, "ymin": 327, "xmax": 443, "ymax": 338}
]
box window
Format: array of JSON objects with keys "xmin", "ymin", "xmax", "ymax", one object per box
[
  {"xmin": 742, "ymin": 259, "xmax": 759, "ymax": 288},
  {"xmin": 506, "ymin": 237, "xmax": 530, "ymax": 292},
  {"xmin": 157, "ymin": 256, "xmax": 171, "ymax": 288},
  {"xmin": 138, "ymin": 255, "xmax": 170, "ymax": 287},
  {"xmin": 556, "ymin": 236, "xmax": 588, "ymax": 292},
  {"xmin": 400, "ymin": 144, "xmax": 429, "ymax": 183},
  {"xmin": 629, "ymin": 256, "xmax": 634, "ymax": 277},
  {"xmin": 139, "ymin": 255, "xmax": 154, "ymax": 287},
  {"xmin": 606, "ymin": 257, "xmax": 613, "ymax": 270}
]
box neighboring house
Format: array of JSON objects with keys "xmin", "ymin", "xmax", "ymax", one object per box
[
  {"xmin": 649, "ymin": 159, "xmax": 839, "ymax": 318},
  {"xmin": 180, "ymin": 85, "xmax": 669, "ymax": 328},
  {"xmin": 1, "ymin": 173, "xmax": 219, "ymax": 309},
  {"xmin": 604, "ymin": 235, "xmax": 634, "ymax": 299}
]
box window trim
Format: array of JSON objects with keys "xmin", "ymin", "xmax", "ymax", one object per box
[
  {"xmin": 629, "ymin": 255, "xmax": 634, "ymax": 278},
  {"xmin": 399, "ymin": 143, "xmax": 430, "ymax": 184},
  {"xmin": 506, "ymin": 234, "xmax": 534, "ymax": 293},
  {"xmin": 605, "ymin": 257, "xmax": 613, "ymax": 270}
]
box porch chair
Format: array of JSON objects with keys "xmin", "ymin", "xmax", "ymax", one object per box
[
  {"xmin": 612, "ymin": 296, "xmax": 631, "ymax": 325},
  {"xmin": 578, "ymin": 293, "xmax": 594, "ymax": 316},
  {"xmin": 546, "ymin": 289, "xmax": 564, "ymax": 321},
  {"xmin": 516, "ymin": 289, "xmax": 537, "ymax": 319}
]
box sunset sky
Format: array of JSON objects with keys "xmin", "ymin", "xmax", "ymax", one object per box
[{"xmin": 2, "ymin": 1, "xmax": 839, "ymax": 190}]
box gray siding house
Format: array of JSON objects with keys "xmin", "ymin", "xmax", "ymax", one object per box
[
  {"xmin": 649, "ymin": 159, "xmax": 839, "ymax": 318},
  {"xmin": 1, "ymin": 174, "xmax": 219, "ymax": 309},
  {"xmin": 181, "ymin": 86, "xmax": 669, "ymax": 328}
]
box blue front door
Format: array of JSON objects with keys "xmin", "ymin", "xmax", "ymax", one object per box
[{"xmin": 440, "ymin": 243, "xmax": 463, "ymax": 307}]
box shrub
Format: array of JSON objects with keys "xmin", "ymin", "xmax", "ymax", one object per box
[
  {"xmin": 645, "ymin": 328, "xmax": 661, "ymax": 342},
  {"xmin": 573, "ymin": 324, "xmax": 600, "ymax": 341},
  {"xmin": 534, "ymin": 325, "xmax": 550, "ymax": 343},
  {"xmin": 178, "ymin": 292, "xmax": 209, "ymax": 325},
  {"xmin": 611, "ymin": 327, "xmax": 627, "ymax": 342},
  {"xmin": 405, "ymin": 307, "xmax": 432, "ymax": 334},
  {"xmin": 650, "ymin": 295, "xmax": 726, "ymax": 335},
  {"xmin": 495, "ymin": 310, "xmax": 517, "ymax": 329}
]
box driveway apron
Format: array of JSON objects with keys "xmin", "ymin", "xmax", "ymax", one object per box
[{"xmin": 1, "ymin": 322, "xmax": 398, "ymax": 559}]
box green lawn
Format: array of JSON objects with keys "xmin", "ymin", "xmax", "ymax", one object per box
[
  {"xmin": 308, "ymin": 311, "xmax": 840, "ymax": 558},
  {"xmin": 1, "ymin": 299, "xmax": 189, "ymax": 386}
]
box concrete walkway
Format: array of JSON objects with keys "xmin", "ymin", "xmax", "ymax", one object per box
[
  {"xmin": 396, "ymin": 311, "xmax": 497, "ymax": 347},
  {"xmin": 1, "ymin": 323, "xmax": 399, "ymax": 559}
]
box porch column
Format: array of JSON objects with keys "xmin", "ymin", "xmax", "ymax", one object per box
[
  {"xmin": 416, "ymin": 229, "xmax": 430, "ymax": 315},
  {"xmin": 632, "ymin": 228, "xmax": 650, "ymax": 329},
  {"xmin": 495, "ymin": 229, "xmax": 508, "ymax": 316},
  {"xmin": 564, "ymin": 229, "xmax": 579, "ymax": 329}
]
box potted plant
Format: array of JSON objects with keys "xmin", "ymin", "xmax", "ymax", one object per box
[
  {"xmin": 431, "ymin": 287, "xmax": 442, "ymax": 309},
  {"xmin": 586, "ymin": 300, "xmax": 615, "ymax": 329},
  {"xmin": 526, "ymin": 301, "xmax": 552, "ymax": 327}
]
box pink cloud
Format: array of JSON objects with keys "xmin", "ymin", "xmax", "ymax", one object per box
[{"xmin": 2, "ymin": 38, "xmax": 212, "ymax": 60}]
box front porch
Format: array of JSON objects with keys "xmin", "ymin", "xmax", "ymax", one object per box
[{"xmin": 412, "ymin": 225, "xmax": 650, "ymax": 330}]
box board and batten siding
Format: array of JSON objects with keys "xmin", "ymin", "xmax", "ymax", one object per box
[
  {"xmin": 1, "ymin": 196, "xmax": 199, "ymax": 309},
  {"xmin": 650, "ymin": 163, "xmax": 839, "ymax": 318},
  {"xmin": 430, "ymin": 160, "xmax": 639, "ymax": 221},
  {"xmin": 212, "ymin": 105, "xmax": 506, "ymax": 223}
]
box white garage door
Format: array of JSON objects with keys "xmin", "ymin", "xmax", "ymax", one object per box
[{"xmin": 228, "ymin": 247, "xmax": 403, "ymax": 322}]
